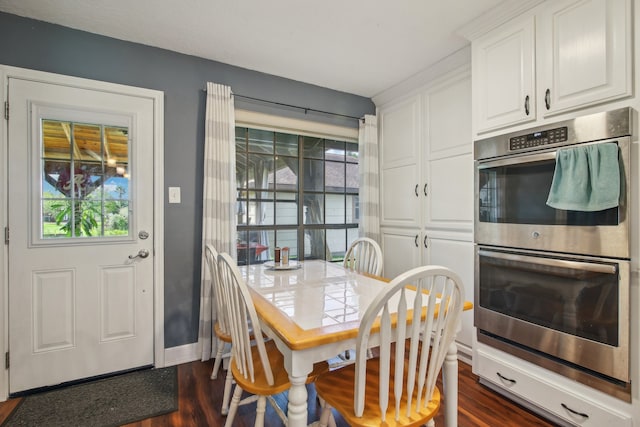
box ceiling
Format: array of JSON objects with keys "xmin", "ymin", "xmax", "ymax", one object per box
[{"xmin": 0, "ymin": 0, "xmax": 505, "ymax": 98}]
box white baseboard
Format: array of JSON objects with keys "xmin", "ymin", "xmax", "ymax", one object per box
[
  {"xmin": 163, "ymin": 341, "xmax": 231, "ymax": 370},
  {"xmin": 458, "ymin": 342, "xmax": 473, "ymax": 365},
  {"xmin": 163, "ymin": 342, "xmax": 200, "ymax": 367}
]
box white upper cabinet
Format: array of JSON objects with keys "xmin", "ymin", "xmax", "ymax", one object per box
[
  {"xmin": 472, "ymin": 0, "xmax": 632, "ymax": 134},
  {"xmin": 424, "ymin": 74, "xmax": 474, "ymax": 230},
  {"xmin": 379, "ymin": 95, "xmax": 421, "ymax": 227},
  {"xmin": 473, "ymin": 15, "xmax": 536, "ymax": 133},
  {"xmin": 537, "ymin": 0, "xmax": 632, "ymax": 116}
]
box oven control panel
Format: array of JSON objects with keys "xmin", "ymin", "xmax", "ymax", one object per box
[{"xmin": 509, "ymin": 126, "xmax": 568, "ymax": 151}]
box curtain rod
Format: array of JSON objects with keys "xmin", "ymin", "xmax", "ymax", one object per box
[{"xmin": 204, "ymin": 88, "xmax": 363, "ymax": 122}]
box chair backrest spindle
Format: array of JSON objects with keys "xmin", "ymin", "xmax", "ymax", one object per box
[
  {"xmin": 217, "ymin": 252, "xmax": 275, "ymax": 386},
  {"xmin": 343, "ymin": 237, "xmax": 383, "ymax": 277},
  {"xmin": 354, "ymin": 265, "xmax": 464, "ymax": 423}
]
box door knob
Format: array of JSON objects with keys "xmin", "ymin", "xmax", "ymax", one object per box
[{"xmin": 129, "ymin": 249, "xmax": 150, "ymax": 259}]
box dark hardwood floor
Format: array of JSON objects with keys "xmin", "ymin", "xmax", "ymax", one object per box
[{"xmin": 0, "ymin": 359, "xmax": 558, "ymax": 426}]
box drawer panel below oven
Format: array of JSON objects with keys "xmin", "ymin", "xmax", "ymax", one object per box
[{"xmin": 474, "ymin": 347, "xmax": 632, "ymax": 427}]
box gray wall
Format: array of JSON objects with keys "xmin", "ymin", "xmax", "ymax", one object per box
[{"xmin": 0, "ymin": 12, "xmax": 375, "ymax": 348}]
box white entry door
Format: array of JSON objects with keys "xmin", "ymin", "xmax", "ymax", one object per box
[{"xmin": 7, "ymin": 76, "xmax": 156, "ymax": 393}]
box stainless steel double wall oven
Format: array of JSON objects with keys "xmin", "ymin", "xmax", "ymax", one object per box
[{"xmin": 474, "ymin": 108, "xmax": 633, "ymax": 401}]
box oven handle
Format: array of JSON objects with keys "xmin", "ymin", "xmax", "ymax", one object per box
[
  {"xmin": 478, "ymin": 249, "xmax": 617, "ymax": 275},
  {"xmin": 477, "ymin": 150, "xmax": 556, "ymax": 169}
]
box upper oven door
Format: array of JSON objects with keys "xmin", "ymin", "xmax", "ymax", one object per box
[{"xmin": 474, "ymin": 137, "xmax": 630, "ymax": 258}]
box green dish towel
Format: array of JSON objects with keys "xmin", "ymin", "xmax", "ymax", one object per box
[{"xmin": 546, "ymin": 142, "xmax": 620, "ymax": 211}]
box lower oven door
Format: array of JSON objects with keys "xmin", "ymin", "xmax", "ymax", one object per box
[{"xmin": 475, "ymin": 246, "xmax": 629, "ymax": 383}]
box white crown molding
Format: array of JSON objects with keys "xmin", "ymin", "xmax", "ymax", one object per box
[
  {"xmin": 457, "ymin": 0, "xmax": 545, "ymax": 41},
  {"xmin": 372, "ymin": 46, "xmax": 471, "ymax": 107}
]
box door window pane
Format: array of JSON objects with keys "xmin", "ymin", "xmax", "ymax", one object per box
[{"xmin": 41, "ymin": 119, "xmax": 130, "ymax": 239}]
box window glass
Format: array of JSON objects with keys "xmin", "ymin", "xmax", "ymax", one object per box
[
  {"xmin": 325, "ymin": 161, "xmax": 345, "ymax": 190},
  {"xmin": 276, "ymin": 132, "xmax": 298, "ymax": 157},
  {"xmin": 236, "ymin": 126, "xmax": 358, "ymax": 265},
  {"xmin": 303, "ymin": 136, "xmax": 324, "ymax": 159},
  {"xmin": 346, "ymin": 142, "xmax": 359, "ymax": 164},
  {"xmin": 303, "ymin": 159, "xmax": 324, "ymax": 191},
  {"xmin": 326, "ymin": 140, "xmax": 345, "ymax": 161},
  {"xmin": 326, "ymin": 228, "xmax": 346, "ymax": 261},
  {"xmin": 326, "ymin": 194, "xmax": 345, "ymax": 224},
  {"xmin": 41, "ymin": 120, "xmax": 130, "ymax": 239},
  {"xmin": 275, "ymin": 157, "xmax": 298, "ymax": 191},
  {"xmin": 275, "ymin": 192, "xmax": 297, "ymax": 225},
  {"xmin": 248, "ymin": 129, "xmax": 273, "ymax": 154},
  {"xmin": 303, "ymin": 194, "xmax": 324, "ymax": 224}
]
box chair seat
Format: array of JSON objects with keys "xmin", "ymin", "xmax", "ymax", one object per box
[
  {"xmin": 231, "ymin": 339, "xmax": 330, "ymax": 397},
  {"xmin": 214, "ymin": 321, "xmax": 232, "ymax": 343},
  {"xmin": 215, "ymin": 321, "xmax": 261, "ymax": 344},
  {"xmin": 315, "ymin": 356, "xmax": 441, "ymax": 427}
]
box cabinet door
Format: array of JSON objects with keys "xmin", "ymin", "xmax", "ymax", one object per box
[
  {"xmin": 380, "ymin": 227, "xmax": 422, "ymax": 280},
  {"xmin": 379, "ymin": 96, "xmax": 421, "ymax": 227},
  {"xmin": 425, "ymin": 72, "xmax": 471, "ymax": 160},
  {"xmin": 538, "ymin": 0, "xmax": 632, "ymax": 116},
  {"xmin": 423, "ymin": 233, "xmax": 474, "ymax": 353},
  {"xmin": 424, "ymin": 73, "xmax": 473, "ymax": 231},
  {"xmin": 424, "ymin": 154, "xmax": 474, "ymax": 230},
  {"xmin": 472, "ymin": 15, "xmax": 536, "ymax": 133}
]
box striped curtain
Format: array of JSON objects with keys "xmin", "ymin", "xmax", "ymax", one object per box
[
  {"xmin": 198, "ymin": 82, "xmax": 237, "ymax": 361},
  {"xmin": 358, "ymin": 114, "xmax": 380, "ymax": 243}
]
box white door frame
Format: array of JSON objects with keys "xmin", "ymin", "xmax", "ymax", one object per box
[{"xmin": 0, "ymin": 65, "xmax": 165, "ymax": 400}]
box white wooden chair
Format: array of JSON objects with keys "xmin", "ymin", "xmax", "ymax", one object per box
[
  {"xmin": 343, "ymin": 237, "xmax": 383, "ymax": 277},
  {"xmin": 204, "ymin": 244, "xmax": 234, "ymax": 415},
  {"xmin": 340, "ymin": 237, "xmax": 383, "ymax": 361},
  {"xmin": 314, "ymin": 265, "xmax": 464, "ymax": 427},
  {"xmin": 217, "ymin": 252, "xmax": 330, "ymax": 427}
]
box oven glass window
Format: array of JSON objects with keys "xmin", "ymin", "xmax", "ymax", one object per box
[
  {"xmin": 478, "ymin": 159, "xmax": 619, "ymax": 226},
  {"xmin": 479, "ymin": 252, "xmax": 618, "ymax": 347}
]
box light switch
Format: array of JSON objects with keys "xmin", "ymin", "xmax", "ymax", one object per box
[{"xmin": 168, "ymin": 187, "xmax": 181, "ymax": 204}]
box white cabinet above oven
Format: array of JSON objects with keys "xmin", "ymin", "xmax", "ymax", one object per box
[{"xmin": 471, "ymin": 0, "xmax": 632, "ymax": 134}]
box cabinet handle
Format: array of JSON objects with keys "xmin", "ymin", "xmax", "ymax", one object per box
[
  {"xmin": 496, "ymin": 372, "xmax": 516, "ymax": 385},
  {"xmin": 423, "ymin": 235, "xmax": 429, "ymax": 248},
  {"xmin": 414, "ymin": 235, "xmax": 419, "ymax": 247},
  {"xmin": 415, "ymin": 184, "xmax": 419, "ymax": 197},
  {"xmin": 524, "ymin": 95, "xmax": 530, "ymax": 115},
  {"xmin": 561, "ymin": 403, "xmax": 589, "ymax": 420},
  {"xmin": 545, "ymin": 89, "xmax": 551, "ymax": 110},
  {"xmin": 423, "ymin": 183, "xmax": 428, "ymax": 196}
]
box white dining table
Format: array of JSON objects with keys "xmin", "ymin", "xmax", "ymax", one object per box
[{"xmin": 240, "ymin": 259, "xmax": 471, "ymax": 427}]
